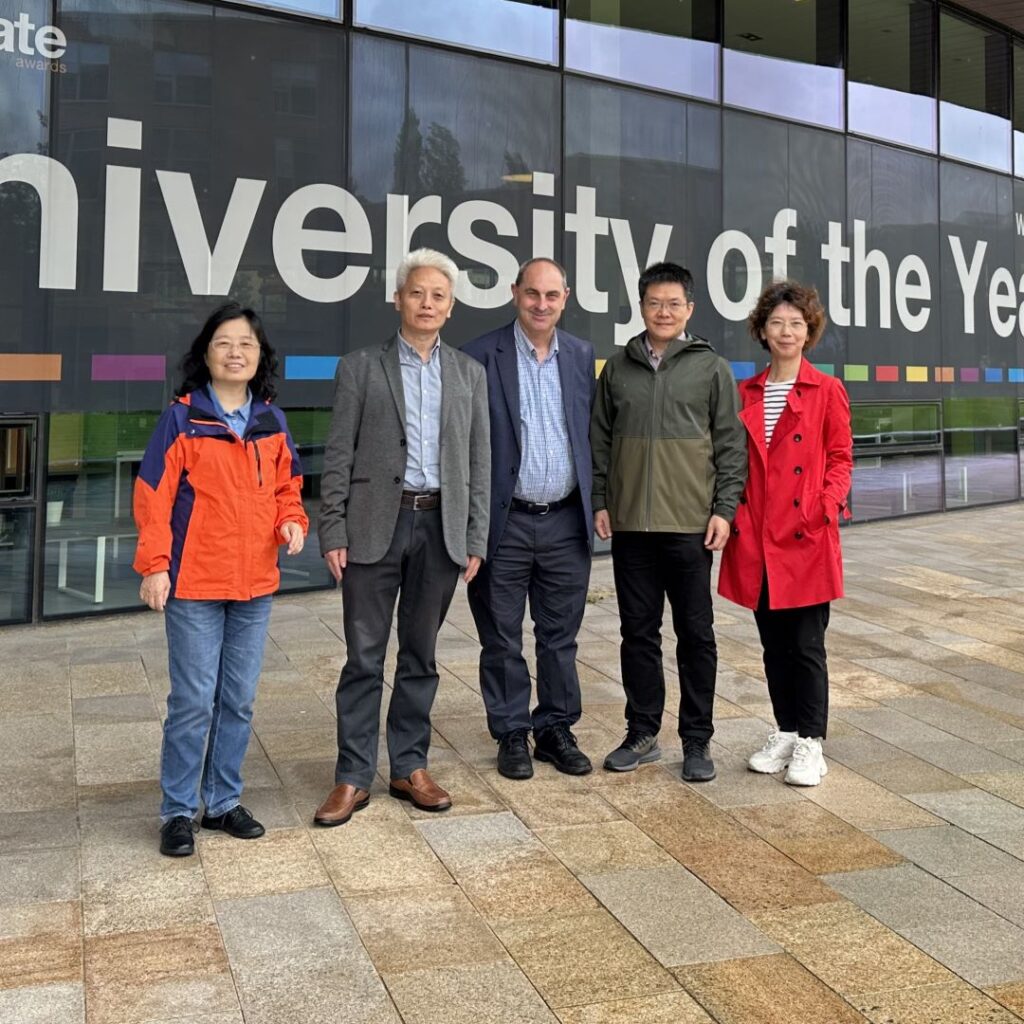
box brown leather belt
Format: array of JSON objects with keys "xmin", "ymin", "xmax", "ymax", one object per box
[{"xmin": 400, "ymin": 490, "xmax": 441, "ymax": 511}]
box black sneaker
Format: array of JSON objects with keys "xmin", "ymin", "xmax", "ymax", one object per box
[
  {"xmin": 497, "ymin": 729, "xmax": 534, "ymax": 780},
  {"xmin": 534, "ymin": 724, "xmax": 593, "ymax": 776},
  {"xmin": 603, "ymin": 731, "xmax": 662, "ymax": 772},
  {"xmin": 681, "ymin": 739, "xmax": 716, "ymax": 782},
  {"xmin": 160, "ymin": 815, "xmax": 196, "ymax": 857},
  {"xmin": 201, "ymin": 804, "xmax": 265, "ymax": 839}
]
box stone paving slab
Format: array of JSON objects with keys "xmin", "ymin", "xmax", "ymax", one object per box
[{"xmin": 4, "ymin": 504, "xmax": 1024, "ymax": 1022}]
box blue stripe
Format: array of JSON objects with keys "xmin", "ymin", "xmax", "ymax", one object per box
[
  {"xmin": 169, "ymin": 475, "xmax": 195, "ymax": 590},
  {"xmin": 1009, "ymin": 368, "xmax": 1024, "ymax": 383},
  {"xmin": 730, "ymin": 361, "xmax": 757, "ymax": 381},
  {"xmin": 984, "ymin": 367, "xmax": 1004, "ymax": 383},
  {"xmin": 285, "ymin": 356, "xmax": 338, "ymax": 380}
]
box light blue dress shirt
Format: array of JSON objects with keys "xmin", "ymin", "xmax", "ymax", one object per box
[
  {"xmin": 513, "ymin": 320, "xmax": 576, "ymax": 503},
  {"xmin": 397, "ymin": 333, "xmax": 442, "ymax": 491},
  {"xmin": 207, "ymin": 385, "xmax": 252, "ymax": 439}
]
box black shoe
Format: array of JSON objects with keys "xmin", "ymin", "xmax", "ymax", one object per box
[
  {"xmin": 534, "ymin": 725, "xmax": 593, "ymax": 776},
  {"xmin": 201, "ymin": 804, "xmax": 265, "ymax": 839},
  {"xmin": 681, "ymin": 739, "xmax": 716, "ymax": 782},
  {"xmin": 497, "ymin": 729, "xmax": 534, "ymax": 780},
  {"xmin": 160, "ymin": 815, "xmax": 196, "ymax": 857},
  {"xmin": 603, "ymin": 730, "xmax": 662, "ymax": 772}
]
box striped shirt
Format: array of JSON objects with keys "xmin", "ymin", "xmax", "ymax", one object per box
[
  {"xmin": 513, "ymin": 320, "xmax": 577, "ymax": 503},
  {"xmin": 764, "ymin": 379, "xmax": 795, "ymax": 446},
  {"xmin": 397, "ymin": 333, "xmax": 442, "ymax": 490}
]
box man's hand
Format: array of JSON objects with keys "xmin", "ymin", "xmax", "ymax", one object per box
[
  {"xmin": 463, "ymin": 555, "xmax": 482, "ymax": 584},
  {"xmin": 704, "ymin": 514, "xmax": 731, "ymax": 551},
  {"xmin": 140, "ymin": 571, "xmax": 171, "ymax": 612},
  {"xmin": 594, "ymin": 509, "xmax": 612, "ymax": 541},
  {"xmin": 279, "ymin": 521, "xmax": 305, "ymax": 556},
  {"xmin": 324, "ymin": 547, "xmax": 348, "ymax": 583}
]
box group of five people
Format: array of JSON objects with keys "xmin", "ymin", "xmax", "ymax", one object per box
[{"xmin": 133, "ymin": 248, "xmax": 852, "ymax": 857}]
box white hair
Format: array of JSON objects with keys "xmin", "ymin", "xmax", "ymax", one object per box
[{"xmin": 395, "ymin": 248, "xmax": 459, "ymax": 292}]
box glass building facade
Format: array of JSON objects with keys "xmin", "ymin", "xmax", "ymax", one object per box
[{"xmin": 1, "ymin": 0, "xmax": 1024, "ymax": 623}]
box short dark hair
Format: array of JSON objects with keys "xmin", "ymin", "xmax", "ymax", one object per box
[
  {"xmin": 177, "ymin": 302, "xmax": 279, "ymax": 402},
  {"xmin": 748, "ymin": 280, "xmax": 827, "ymax": 352},
  {"xmin": 515, "ymin": 256, "xmax": 568, "ymax": 288},
  {"xmin": 638, "ymin": 262, "xmax": 695, "ymax": 303}
]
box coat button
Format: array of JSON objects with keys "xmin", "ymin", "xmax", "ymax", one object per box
[
  {"xmin": 739, "ymin": 496, "xmax": 747, "ymax": 505},
  {"xmin": 793, "ymin": 498, "xmax": 800, "ymax": 507},
  {"xmin": 510, "ymin": 467, "xmax": 517, "ymax": 475},
  {"xmin": 500, "ymin": 501, "xmax": 507, "ymax": 508},
  {"xmin": 795, "ymin": 531, "xmax": 804, "ymax": 540},
  {"xmin": 794, "ymin": 466, "xmax": 802, "ymax": 475},
  {"xmin": 393, "ymin": 476, "xmax": 401, "ymax": 484},
  {"xmin": 733, "ymin": 527, "xmax": 740, "ymax": 536},
  {"xmin": 399, "ymin": 438, "xmax": 406, "ymax": 447},
  {"xmin": 794, "ymin": 434, "xmax": 802, "ymax": 442}
]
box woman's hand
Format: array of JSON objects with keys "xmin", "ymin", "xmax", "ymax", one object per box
[
  {"xmin": 279, "ymin": 521, "xmax": 305, "ymax": 556},
  {"xmin": 140, "ymin": 571, "xmax": 171, "ymax": 611}
]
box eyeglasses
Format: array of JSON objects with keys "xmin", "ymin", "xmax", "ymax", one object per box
[
  {"xmin": 642, "ymin": 300, "xmax": 692, "ymax": 313},
  {"xmin": 210, "ymin": 339, "xmax": 259, "ymax": 353}
]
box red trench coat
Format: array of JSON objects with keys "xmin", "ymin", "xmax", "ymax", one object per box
[{"xmin": 718, "ymin": 360, "xmax": 853, "ymax": 611}]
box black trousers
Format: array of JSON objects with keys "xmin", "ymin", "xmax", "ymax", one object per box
[
  {"xmin": 467, "ymin": 504, "xmax": 590, "ymax": 738},
  {"xmin": 334, "ymin": 507, "xmax": 460, "ymax": 789},
  {"xmin": 611, "ymin": 531, "xmax": 717, "ymax": 741},
  {"xmin": 753, "ymin": 576, "xmax": 830, "ymax": 739}
]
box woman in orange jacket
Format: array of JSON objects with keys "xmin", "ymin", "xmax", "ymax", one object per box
[
  {"xmin": 718, "ymin": 281, "xmax": 853, "ymax": 787},
  {"xmin": 133, "ymin": 302, "xmax": 308, "ymax": 856}
]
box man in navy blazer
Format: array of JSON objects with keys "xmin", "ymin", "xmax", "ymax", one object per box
[{"xmin": 463, "ymin": 257, "xmax": 596, "ymax": 779}]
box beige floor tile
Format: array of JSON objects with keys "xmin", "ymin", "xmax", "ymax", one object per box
[
  {"xmin": 73, "ymin": 722, "xmax": 163, "ymax": 787},
  {"xmin": 960, "ymin": 772, "xmax": 1024, "ymax": 809},
  {"xmin": 70, "ymin": 661, "xmax": 149, "ymax": 698},
  {"xmin": 396, "ymin": 762, "xmax": 507, "ymax": 819},
  {"xmin": 854, "ymin": 981, "xmax": 1022, "ymax": 1023},
  {"xmin": 481, "ymin": 773, "xmax": 622, "ymax": 828},
  {"xmin": 750, "ymin": 902, "xmax": 953, "ymax": 998},
  {"xmin": 986, "ymin": 983, "xmax": 1024, "ymax": 1016},
  {"xmin": 0, "ymin": 849, "xmax": 79, "ymax": 906},
  {"xmin": 311, "ymin": 820, "xmax": 452, "ymax": 894},
  {"xmin": 383, "ymin": 961, "xmax": 559, "ymax": 1024},
  {"xmin": 801, "ymin": 764, "xmax": 945, "ymax": 830},
  {"xmin": 84, "ymin": 925, "xmax": 237, "ymax": 1024},
  {"xmin": 554, "ymin": 990, "xmax": 713, "ymax": 1024},
  {"xmin": 198, "ymin": 828, "xmax": 328, "ymax": 899},
  {"xmin": 535, "ymin": 820, "xmax": 677, "ymax": 875},
  {"xmin": 0, "ymin": 902, "xmax": 82, "ymax": 990},
  {"xmin": 676, "ymin": 953, "xmax": 867, "ymax": 1023},
  {"xmin": 856, "ymin": 758, "xmax": 974, "ymax": 796},
  {"xmin": 493, "ymin": 909, "xmax": 677, "ymax": 1007},
  {"xmin": 344, "ymin": 886, "xmax": 506, "ymax": 974},
  {"xmin": 731, "ymin": 802, "xmax": 905, "ymax": 875}
]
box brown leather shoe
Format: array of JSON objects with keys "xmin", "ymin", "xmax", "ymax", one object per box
[
  {"xmin": 313, "ymin": 783, "xmax": 370, "ymax": 827},
  {"xmin": 389, "ymin": 769, "xmax": 452, "ymax": 812}
]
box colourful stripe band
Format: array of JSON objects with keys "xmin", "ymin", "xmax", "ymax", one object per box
[{"xmin": 91, "ymin": 354, "xmax": 166, "ymax": 382}]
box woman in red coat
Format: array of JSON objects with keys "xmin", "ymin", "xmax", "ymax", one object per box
[{"xmin": 718, "ymin": 280, "xmax": 852, "ymax": 786}]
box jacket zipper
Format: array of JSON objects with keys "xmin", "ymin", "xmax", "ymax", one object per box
[
  {"xmin": 645, "ymin": 364, "xmax": 658, "ymax": 532},
  {"xmin": 252, "ymin": 441, "xmax": 264, "ymax": 487}
]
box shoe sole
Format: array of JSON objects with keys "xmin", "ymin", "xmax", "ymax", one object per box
[
  {"xmin": 681, "ymin": 770, "xmax": 717, "ymax": 782},
  {"xmin": 160, "ymin": 844, "xmax": 194, "ymax": 857},
  {"xmin": 389, "ymin": 786, "xmax": 452, "ymax": 812},
  {"xmin": 533, "ymin": 749, "xmax": 593, "ymax": 775},
  {"xmin": 200, "ymin": 819, "xmax": 265, "ymax": 839},
  {"xmin": 497, "ymin": 763, "xmax": 534, "ymax": 780},
  {"xmin": 313, "ymin": 795, "xmax": 370, "ymax": 827},
  {"xmin": 785, "ymin": 761, "xmax": 828, "ymax": 787},
  {"xmin": 747, "ymin": 758, "xmax": 791, "ymax": 774},
  {"xmin": 602, "ymin": 748, "xmax": 662, "ymax": 773}
]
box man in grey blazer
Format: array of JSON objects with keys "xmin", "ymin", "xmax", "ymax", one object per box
[{"xmin": 313, "ymin": 248, "xmax": 490, "ymax": 826}]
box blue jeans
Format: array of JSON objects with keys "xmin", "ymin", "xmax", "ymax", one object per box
[{"xmin": 161, "ymin": 595, "xmax": 272, "ymax": 820}]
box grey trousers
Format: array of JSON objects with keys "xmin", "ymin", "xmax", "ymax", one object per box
[{"xmin": 334, "ymin": 507, "xmax": 460, "ymax": 789}]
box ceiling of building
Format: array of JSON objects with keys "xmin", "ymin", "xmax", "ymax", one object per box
[{"xmin": 950, "ymin": 1, "xmax": 1024, "ymax": 36}]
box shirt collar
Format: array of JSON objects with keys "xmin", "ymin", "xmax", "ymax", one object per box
[
  {"xmin": 398, "ymin": 332, "xmax": 441, "ymax": 364},
  {"xmin": 206, "ymin": 384, "xmax": 252, "ymax": 425},
  {"xmin": 513, "ymin": 319, "xmax": 558, "ymax": 362}
]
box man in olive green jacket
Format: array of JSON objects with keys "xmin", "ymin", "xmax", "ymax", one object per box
[{"xmin": 591, "ymin": 261, "xmax": 746, "ymax": 783}]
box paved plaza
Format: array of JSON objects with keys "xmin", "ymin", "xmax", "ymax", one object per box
[{"xmin": 3, "ymin": 505, "xmax": 1024, "ymax": 1023}]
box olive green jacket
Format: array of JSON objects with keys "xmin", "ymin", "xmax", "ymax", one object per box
[{"xmin": 591, "ymin": 332, "xmax": 747, "ymax": 533}]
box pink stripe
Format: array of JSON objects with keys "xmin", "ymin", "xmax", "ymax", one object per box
[
  {"xmin": 91, "ymin": 354, "xmax": 166, "ymax": 381},
  {"xmin": 959, "ymin": 367, "xmax": 980, "ymax": 383}
]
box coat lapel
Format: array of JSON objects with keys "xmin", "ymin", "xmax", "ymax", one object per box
[
  {"xmin": 439, "ymin": 341, "xmax": 454, "ymax": 437},
  {"xmin": 495, "ymin": 327, "xmax": 522, "ymax": 453},
  {"xmin": 381, "ymin": 335, "xmax": 405, "ymax": 425}
]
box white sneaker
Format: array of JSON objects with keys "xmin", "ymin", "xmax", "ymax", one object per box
[
  {"xmin": 748, "ymin": 730, "xmax": 798, "ymax": 774},
  {"xmin": 784, "ymin": 737, "xmax": 828, "ymax": 786}
]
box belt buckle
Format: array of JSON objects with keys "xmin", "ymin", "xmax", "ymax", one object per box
[
  {"xmin": 535, "ymin": 501, "xmax": 550, "ymax": 515},
  {"xmin": 413, "ymin": 492, "xmax": 432, "ymax": 511}
]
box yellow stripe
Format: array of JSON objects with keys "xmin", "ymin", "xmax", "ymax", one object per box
[{"xmin": 906, "ymin": 366, "xmax": 928, "ymax": 383}]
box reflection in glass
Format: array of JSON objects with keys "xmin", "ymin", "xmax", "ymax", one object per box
[
  {"xmin": 1016, "ymin": 43, "xmax": 1024, "ymax": 177},
  {"xmin": 0, "ymin": 509, "xmax": 35, "ymax": 625},
  {"xmin": 943, "ymin": 398, "xmax": 1019, "ymax": 508},
  {"xmin": 354, "ymin": 0, "xmax": 559, "ymax": 65},
  {"xmin": 245, "ymin": 0, "xmax": 339, "ymax": 17},
  {"xmin": 725, "ymin": 0, "xmax": 841, "ymax": 66},
  {"xmin": 565, "ymin": 0, "xmax": 719, "ymax": 101},
  {"xmin": 847, "ymin": 0, "xmax": 935, "ymax": 151},
  {"xmin": 940, "ymin": 11, "xmax": 1011, "ymax": 172}
]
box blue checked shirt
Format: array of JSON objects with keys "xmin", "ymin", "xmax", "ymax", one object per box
[
  {"xmin": 397, "ymin": 333, "xmax": 442, "ymax": 491},
  {"xmin": 513, "ymin": 320, "xmax": 577, "ymax": 503},
  {"xmin": 207, "ymin": 384, "xmax": 252, "ymax": 438}
]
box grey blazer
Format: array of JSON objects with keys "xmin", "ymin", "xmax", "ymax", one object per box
[{"xmin": 317, "ymin": 334, "xmax": 491, "ymax": 566}]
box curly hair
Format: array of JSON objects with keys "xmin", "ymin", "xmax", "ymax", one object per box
[
  {"xmin": 176, "ymin": 302, "xmax": 279, "ymax": 401},
  {"xmin": 748, "ymin": 280, "xmax": 827, "ymax": 352}
]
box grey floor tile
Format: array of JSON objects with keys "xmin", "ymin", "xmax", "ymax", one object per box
[
  {"xmin": 580, "ymin": 864, "xmax": 779, "ymax": 967},
  {"xmin": 897, "ymin": 918, "xmax": 1024, "ymax": 988},
  {"xmin": 0, "ymin": 983, "xmax": 84, "ymax": 1024},
  {"xmin": 871, "ymin": 825, "xmax": 1021, "ymax": 878},
  {"xmin": 0, "ymin": 848, "xmax": 79, "ymax": 906},
  {"xmin": 907, "ymin": 789, "xmax": 1024, "ymax": 834},
  {"xmin": 947, "ymin": 868, "xmax": 1024, "ymax": 928}
]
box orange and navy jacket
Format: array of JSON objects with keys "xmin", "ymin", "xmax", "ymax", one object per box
[{"xmin": 132, "ymin": 388, "xmax": 308, "ymax": 600}]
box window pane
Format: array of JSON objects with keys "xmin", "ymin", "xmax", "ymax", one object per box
[
  {"xmin": 1015, "ymin": 42, "xmax": 1024, "ymax": 176},
  {"xmin": 940, "ymin": 11, "xmax": 1011, "ymax": 171},
  {"xmin": 565, "ymin": 0, "xmax": 720, "ymax": 101},
  {"xmin": 723, "ymin": 1, "xmax": 843, "ymax": 129},
  {"xmin": 246, "ymin": 0, "xmax": 340, "ymax": 17},
  {"xmin": 944, "ymin": 398, "xmax": 1019, "ymax": 507},
  {"xmin": 0, "ymin": 509, "xmax": 34, "ymax": 625},
  {"xmin": 354, "ymin": 0, "xmax": 558, "ymax": 65},
  {"xmin": 848, "ymin": 0, "xmax": 936, "ymax": 151}
]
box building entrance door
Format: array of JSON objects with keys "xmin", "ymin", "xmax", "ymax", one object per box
[{"xmin": 0, "ymin": 417, "xmax": 40, "ymax": 624}]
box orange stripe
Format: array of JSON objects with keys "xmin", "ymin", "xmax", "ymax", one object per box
[{"xmin": 0, "ymin": 354, "xmax": 62, "ymax": 381}]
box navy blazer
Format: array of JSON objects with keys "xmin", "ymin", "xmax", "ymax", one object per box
[{"xmin": 462, "ymin": 322, "xmax": 596, "ymax": 559}]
